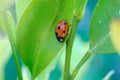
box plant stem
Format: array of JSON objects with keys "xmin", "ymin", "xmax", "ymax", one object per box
[
  {"xmin": 64, "ymin": 17, "xmax": 80, "ymax": 80},
  {"xmin": 71, "ymin": 51, "xmax": 92, "ymax": 80},
  {"xmin": 3, "ymin": 12, "xmax": 23, "ymax": 80}
]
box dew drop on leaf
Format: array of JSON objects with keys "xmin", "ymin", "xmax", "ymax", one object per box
[{"xmin": 99, "ymin": 20, "xmax": 102, "ymax": 24}]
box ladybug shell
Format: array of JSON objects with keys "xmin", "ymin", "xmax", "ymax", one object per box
[{"xmin": 55, "ymin": 20, "xmax": 68, "ymax": 42}]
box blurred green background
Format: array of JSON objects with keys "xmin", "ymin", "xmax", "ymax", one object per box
[{"xmin": 1, "ymin": 0, "xmax": 120, "ymax": 80}]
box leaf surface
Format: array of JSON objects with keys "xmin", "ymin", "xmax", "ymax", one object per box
[
  {"xmin": 16, "ymin": 0, "xmax": 74, "ymax": 78},
  {"xmin": 89, "ymin": 0, "xmax": 120, "ymax": 54}
]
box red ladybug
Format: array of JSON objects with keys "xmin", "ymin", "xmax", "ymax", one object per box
[{"xmin": 55, "ymin": 20, "xmax": 68, "ymax": 42}]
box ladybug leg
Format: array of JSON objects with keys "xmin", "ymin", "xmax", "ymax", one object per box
[{"xmin": 64, "ymin": 23, "xmax": 72, "ymax": 42}]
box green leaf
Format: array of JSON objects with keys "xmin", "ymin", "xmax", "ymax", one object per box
[
  {"xmin": 89, "ymin": 0, "xmax": 120, "ymax": 54},
  {"xmin": 0, "ymin": 12, "xmax": 15, "ymax": 80},
  {"xmin": 3, "ymin": 11, "xmax": 23, "ymax": 80},
  {"xmin": 16, "ymin": 0, "xmax": 74, "ymax": 78},
  {"xmin": 0, "ymin": 11, "xmax": 15, "ymax": 39},
  {"xmin": 15, "ymin": 0, "xmax": 32, "ymax": 21}
]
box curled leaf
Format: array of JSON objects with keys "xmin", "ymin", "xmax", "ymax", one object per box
[{"xmin": 74, "ymin": 0, "xmax": 88, "ymax": 20}]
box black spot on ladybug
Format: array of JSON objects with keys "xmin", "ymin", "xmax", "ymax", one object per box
[
  {"xmin": 58, "ymin": 26, "xmax": 60, "ymax": 30},
  {"xmin": 63, "ymin": 31, "xmax": 66, "ymax": 33},
  {"xmin": 63, "ymin": 21, "xmax": 67, "ymax": 25}
]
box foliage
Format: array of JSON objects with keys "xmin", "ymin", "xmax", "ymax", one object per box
[{"xmin": 0, "ymin": 0, "xmax": 120, "ymax": 80}]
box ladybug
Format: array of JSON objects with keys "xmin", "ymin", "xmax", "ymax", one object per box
[{"xmin": 55, "ymin": 20, "xmax": 68, "ymax": 42}]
